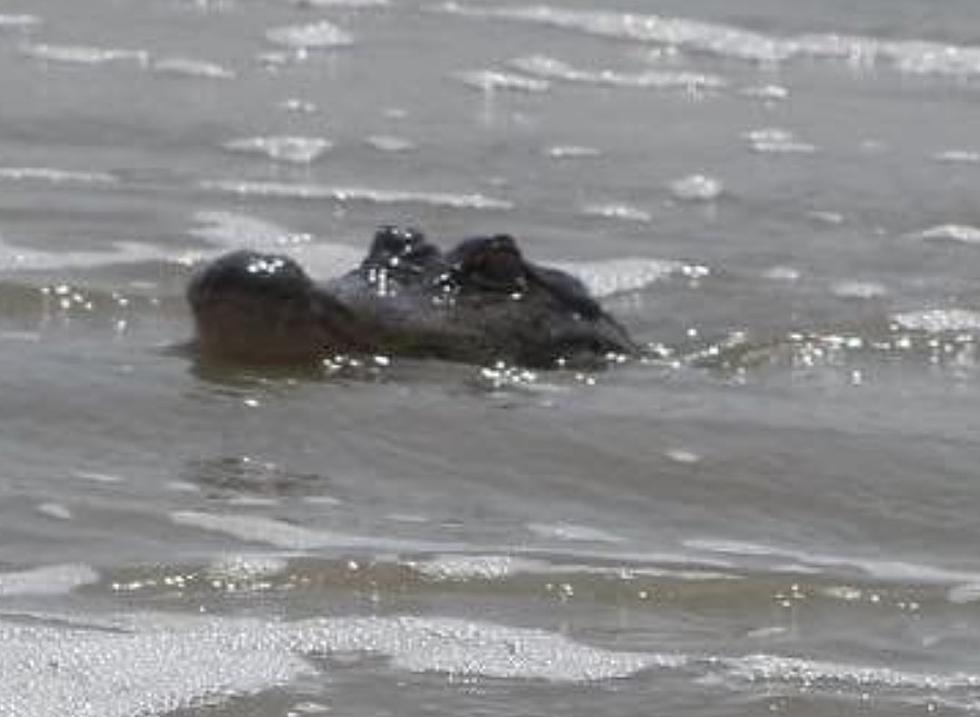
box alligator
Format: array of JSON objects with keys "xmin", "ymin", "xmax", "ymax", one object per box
[{"xmin": 187, "ymin": 226, "xmax": 638, "ymax": 368}]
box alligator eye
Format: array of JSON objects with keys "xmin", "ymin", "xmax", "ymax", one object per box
[{"xmin": 462, "ymin": 239, "xmax": 526, "ymax": 289}]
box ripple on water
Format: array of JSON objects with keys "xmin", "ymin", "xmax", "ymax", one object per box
[
  {"xmin": 151, "ymin": 57, "xmax": 235, "ymax": 80},
  {"xmin": 0, "ymin": 166, "xmax": 117, "ymax": 185},
  {"xmin": 580, "ymin": 202, "xmax": 652, "ymax": 223},
  {"xmin": 739, "ymin": 84, "xmax": 789, "ymax": 101},
  {"xmin": 932, "ymin": 150, "xmax": 980, "ymax": 164},
  {"xmin": 456, "ymin": 69, "xmax": 551, "ymax": 93},
  {"xmin": 295, "ymin": 0, "xmax": 388, "ymax": 6},
  {"xmin": 223, "ymin": 135, "xmax": 333, "ymax": 164},
  {"xmin": 509, "ymin": 54, "xmax": 725, "ymax": 91},
  {"xmin": 199, "ymin": 179, "xmax": 514, "ymax": 210},
  {"xmin": 265, "ymin": 21, "xmax": 354, "ymax": 48},
  {"xmin": 919, "ymin": 224, "xmax": 980, "ymax": 244},
  {"xmin": 36, "ymin": 503, "xmax": 73, "ymax": 521},
  {"xmin": 364, "ymin": 135, "xmax": 416, "ymax": 152},
  {"xmin": 21, "ymin": 43, "xmax": 147, "ymax": 65},
  {"xmin": 545, "ymin": 145, "xmax": 601, "ymax": 159}
]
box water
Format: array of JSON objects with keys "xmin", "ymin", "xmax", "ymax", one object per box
[{"xmin": 1, "ymin": 0, "xmax": 980, "ymax": 714}]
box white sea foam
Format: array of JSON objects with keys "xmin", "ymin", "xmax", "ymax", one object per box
[
  {"xmin": 0, "ymin": 612, "xmax": 662, "ymax": 717},
  {"xmin": 581, "ymin": 202, "xmax": 652, "ymax": 223},
  {"xmin": 0, "ymin": 564, "xmax": 99, "ymax": 596},
  {"xmin": 223, "ymin": 135, "xmax": 333, "ymax": 164},
  {"xmin": 919, "ymin": 224, "xmax": 980, "ymax": 244},
  {"xmin": 438, "ymin": 3, "xmax": 980, "ymax": 79},
  {"xmin": 152, "ymin": 57, "xmax": 236, "ymax": 79},
  {"xmin": 669, "ymin": 173, "xmax": 723, "ymax": 201},
  {"xmin": 892, "ymin": 309, "xmax": 980, "ymax": 333},
  {"xmin": 266, "ymin": 21, "xmax": 354, "ymax": 48},
  {"xmin": 21, "ymin": 43, "xmax": 147, "ymax": 65},
  {"xmin": 721, "ymin": 652, "xmax": 980, "ymax": 691},
  {"xmin": 0, "ymin": 166, "xmax": 117, "ymax": 184},
  {"xmin": 457, "ymin": 69, "xmax": 551, "ymax": 93},
  {"xmin": 200, "ymin": 178, "xmax": 514, "ymax": 210},
  {"xmin": 510, "ymin": 54, "xmax": 725, "ymax": 90},
  {"xmin": 744, "ymin": 127, "xmax": 816, "ymax": 154}
]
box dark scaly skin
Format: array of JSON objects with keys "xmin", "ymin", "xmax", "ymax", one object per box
[{"xmin": 187, "ymin": 226, "xmax": 639, "ymax": 368}]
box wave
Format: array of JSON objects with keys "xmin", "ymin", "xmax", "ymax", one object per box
[
  {"xmin": 222, "ymin": 135, "xmax": 334, "ymax": 164},
  {"xmin": 0, "ymin": 563, "xmax": 99, "ymax": 596},
  {"xmin": 456, "ymin": 68, "xmax": 551, "ymax": 92},
  {"xmin": 438, "ymin": 2, "xmax": 980, "ymax": 79},
  {"xmin": 199, "ymin": 178, "xmax": 515, "ymax": 210},
  {"xmin": 151, "ymin": 57, "xmax": 235, "ymax": 80},
  {"xmin": 510, "ymin": 54, "xmax": 725, "ymax": 90},
  {"xmin": 0, "ymin": 166, "xmax": 117, "ymax": 185}
]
